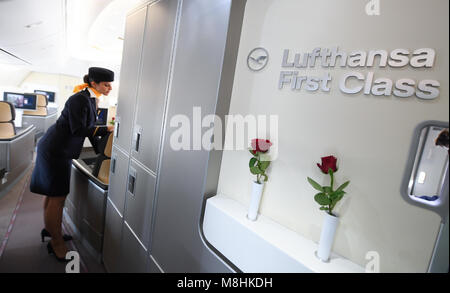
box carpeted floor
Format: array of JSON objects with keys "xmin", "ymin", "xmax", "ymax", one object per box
[
  {"xmin": 0, "ymin": 168, "xmax": 31, "ymax": 248},
  {"xmin": 0, "ymin": 164, "xmax": 106, "ymax": 273}
]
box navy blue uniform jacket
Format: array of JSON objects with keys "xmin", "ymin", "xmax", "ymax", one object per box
[
  {"xmin": 41, "ymin": 88, "xmax": 108, "ymax": 159},
  {"xmin": 30, "ymin": 88, "xmax": 109, "ymax": 197}
]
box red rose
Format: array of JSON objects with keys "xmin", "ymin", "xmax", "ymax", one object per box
[
  {"xmin": 317, "ymin": 156, "xmax": 338, "ymax": 174},
  {"xmin": 112, "ymin": 117, "xmax": 115, "ymax": 120},
  {"xmin": 251, "ymin": 139, "xmax": 272, "ymax": 155}
]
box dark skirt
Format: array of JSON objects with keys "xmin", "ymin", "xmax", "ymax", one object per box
[{"xmin": 30, "ymin": 146, "xmax": 72, "ymax": 197}]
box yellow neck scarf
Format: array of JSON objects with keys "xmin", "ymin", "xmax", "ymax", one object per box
[{"xmin": 73, "ymin": 83, "xmax": 102, "ymax": 98}]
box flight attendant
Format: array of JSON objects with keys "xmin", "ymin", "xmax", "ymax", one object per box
[{"xmin": 30, "ymin": 67, "xmax": 115, "ymax": 261}]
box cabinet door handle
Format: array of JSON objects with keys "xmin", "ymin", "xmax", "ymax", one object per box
[
  {"xmin": 111, "ymin": 157, "xmax": 117, "ymax": 174},
  {"xmin": 133, "ymin": 126, "xmax": 143, "ymax": 153},
  {"xmin": 135, "ymin": 133, "xmax": 141, "ymax": 152},
  {"xmin": 114, "ymin": 117, "xmax": 120, "ymax": 138},
  {"xmin": 128, "ymin": 167, "xmax": 137, "ymax": 196}
]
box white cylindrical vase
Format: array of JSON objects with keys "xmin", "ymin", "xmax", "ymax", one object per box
[
  {"xmin": 247, "ymin": 181, "xmax": 264, "ymax": 221},
  {"xmin": 316, "ymin": 212, "xmax": 339, "ymax": 262}
]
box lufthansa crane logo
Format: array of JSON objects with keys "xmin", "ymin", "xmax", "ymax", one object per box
[{"xmin": 247, "ymin": 47, "xmax": 269, "ymax": 72}]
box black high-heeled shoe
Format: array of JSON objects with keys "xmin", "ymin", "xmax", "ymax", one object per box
[
  {"xmin": 41, "ymin": 228, "xmax": 73, "ymax": 242},
  {"xmin": 46, "ymin": 242, "xmax": 70, "ymax": 263}
]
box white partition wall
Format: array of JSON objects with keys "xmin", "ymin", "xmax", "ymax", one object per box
[{"xmin": 215, "ymin": 0, "xmax": 449, "ymax": 273}]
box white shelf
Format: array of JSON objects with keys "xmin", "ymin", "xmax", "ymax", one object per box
[{"xmin": 203, "ymin": 194, "xmax": 365, "ymax": 273}]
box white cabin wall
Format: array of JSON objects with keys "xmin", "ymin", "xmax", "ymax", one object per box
[
  {"xmin": 0, "ymin": 64, "xmax": 30, "ymax": 90},
  {"xmin": 217, "ymin": 0, "xmax": 449, "ymax": 272},
  {"xmin": 19, "ymin": 72, "xmax": 119, "ymax": 114},
  {"xmin": 19, "ymin": 72, "xmax": 80, "ymax": 114},
  {"xmin": 19, "ymin": 71, "xmax": 119, "ymax": 148}
]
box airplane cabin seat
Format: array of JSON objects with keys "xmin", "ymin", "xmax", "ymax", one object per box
[
  {"xmin": 21, "ymin": 94, "xmax": 57, "ymax": 144},
  {"xmin": 23, "ymin": 94, "xmax": 48, "ymax": 116},
  {"xmin": 0, "ymin": 101, "xmax": 36, "ymax": 194},
  {"xmin": 93, "ymin": 132, "xmax": 113, "ymax": 184},
  {"xmin": 0, "ymin": 101, "xmax": 16, "ymax": 139}
]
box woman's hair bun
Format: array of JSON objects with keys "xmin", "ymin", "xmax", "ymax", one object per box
[{"xmin": 83, "ymin": 74, "xmax": 90, "ymax": 84}]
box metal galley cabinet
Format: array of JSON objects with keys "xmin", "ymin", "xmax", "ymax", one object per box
[{"xmin": 103, "ymin": 0, "xmax": 246, "ymax": 273}]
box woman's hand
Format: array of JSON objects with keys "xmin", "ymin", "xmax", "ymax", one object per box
[{"xmin": 107, "ymin": 125, "xmax": 115, "ymax": 133}]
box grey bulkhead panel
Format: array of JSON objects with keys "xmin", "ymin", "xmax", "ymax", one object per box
[
  {"xmin": 147, "ymin": 254, "xmax": 163, "ymax": 273},
  {"xmin": 109, "ymin": 0, "xmax": 178, "ymax": 272},
  {"xmin": 150, "ymin": 0, "xmax": 246, "ymax": 272},
  {"xmin": 67, "ymin": 164, "xmax": 108, "ymax": 254},
  {"xmin": 108, "ymin": 146, "xmax": 129, "ymax": 216},
  {"xmin": 67, "ymin": 165, "xmax": 87, "ymax": 229},
  {"xmin": 103, "ymin": 199, "xmax": 124, "ymax": 273},
  {"xmin": 114, "ymin": 7, "xmax": 147, "ymax": 154},
  {"xmin": 131, "ymin": 0, "xmax": 179, "ymax": 173},
  {"xmin": 105, "ymin": 159, "xmax": 154, "ymax": 273},
  {"xmin": 103, "ymin": 4, "xmax": 149, "ymax": 273},
  {"xmin": 81, "ymin": 180, "xmax": 107, "ymax": 236},
  {"xmin": 103, "ymin": 6, "xmax": 148, "ymax": 272},
  {"xmin": 104, "ymin": 0, "xmax": 246, "ymax": 273},
  {"xmin": 6, "ymin": 127, "xmax": 35, "ymax": 174},
  {"xmin": 121, "ymin": 221, "xmax": 149, "ymax": 273},
  {"xmin": 123, "ymin": 159, "xmax": 156, "ymax": 249},
  {"xmin": 21, "ymin": 113, "xmax": 57, "ymax": 138},
  {"xmin": 115, "ymin": 159, "xmax": 155, "ymax": 273}
]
